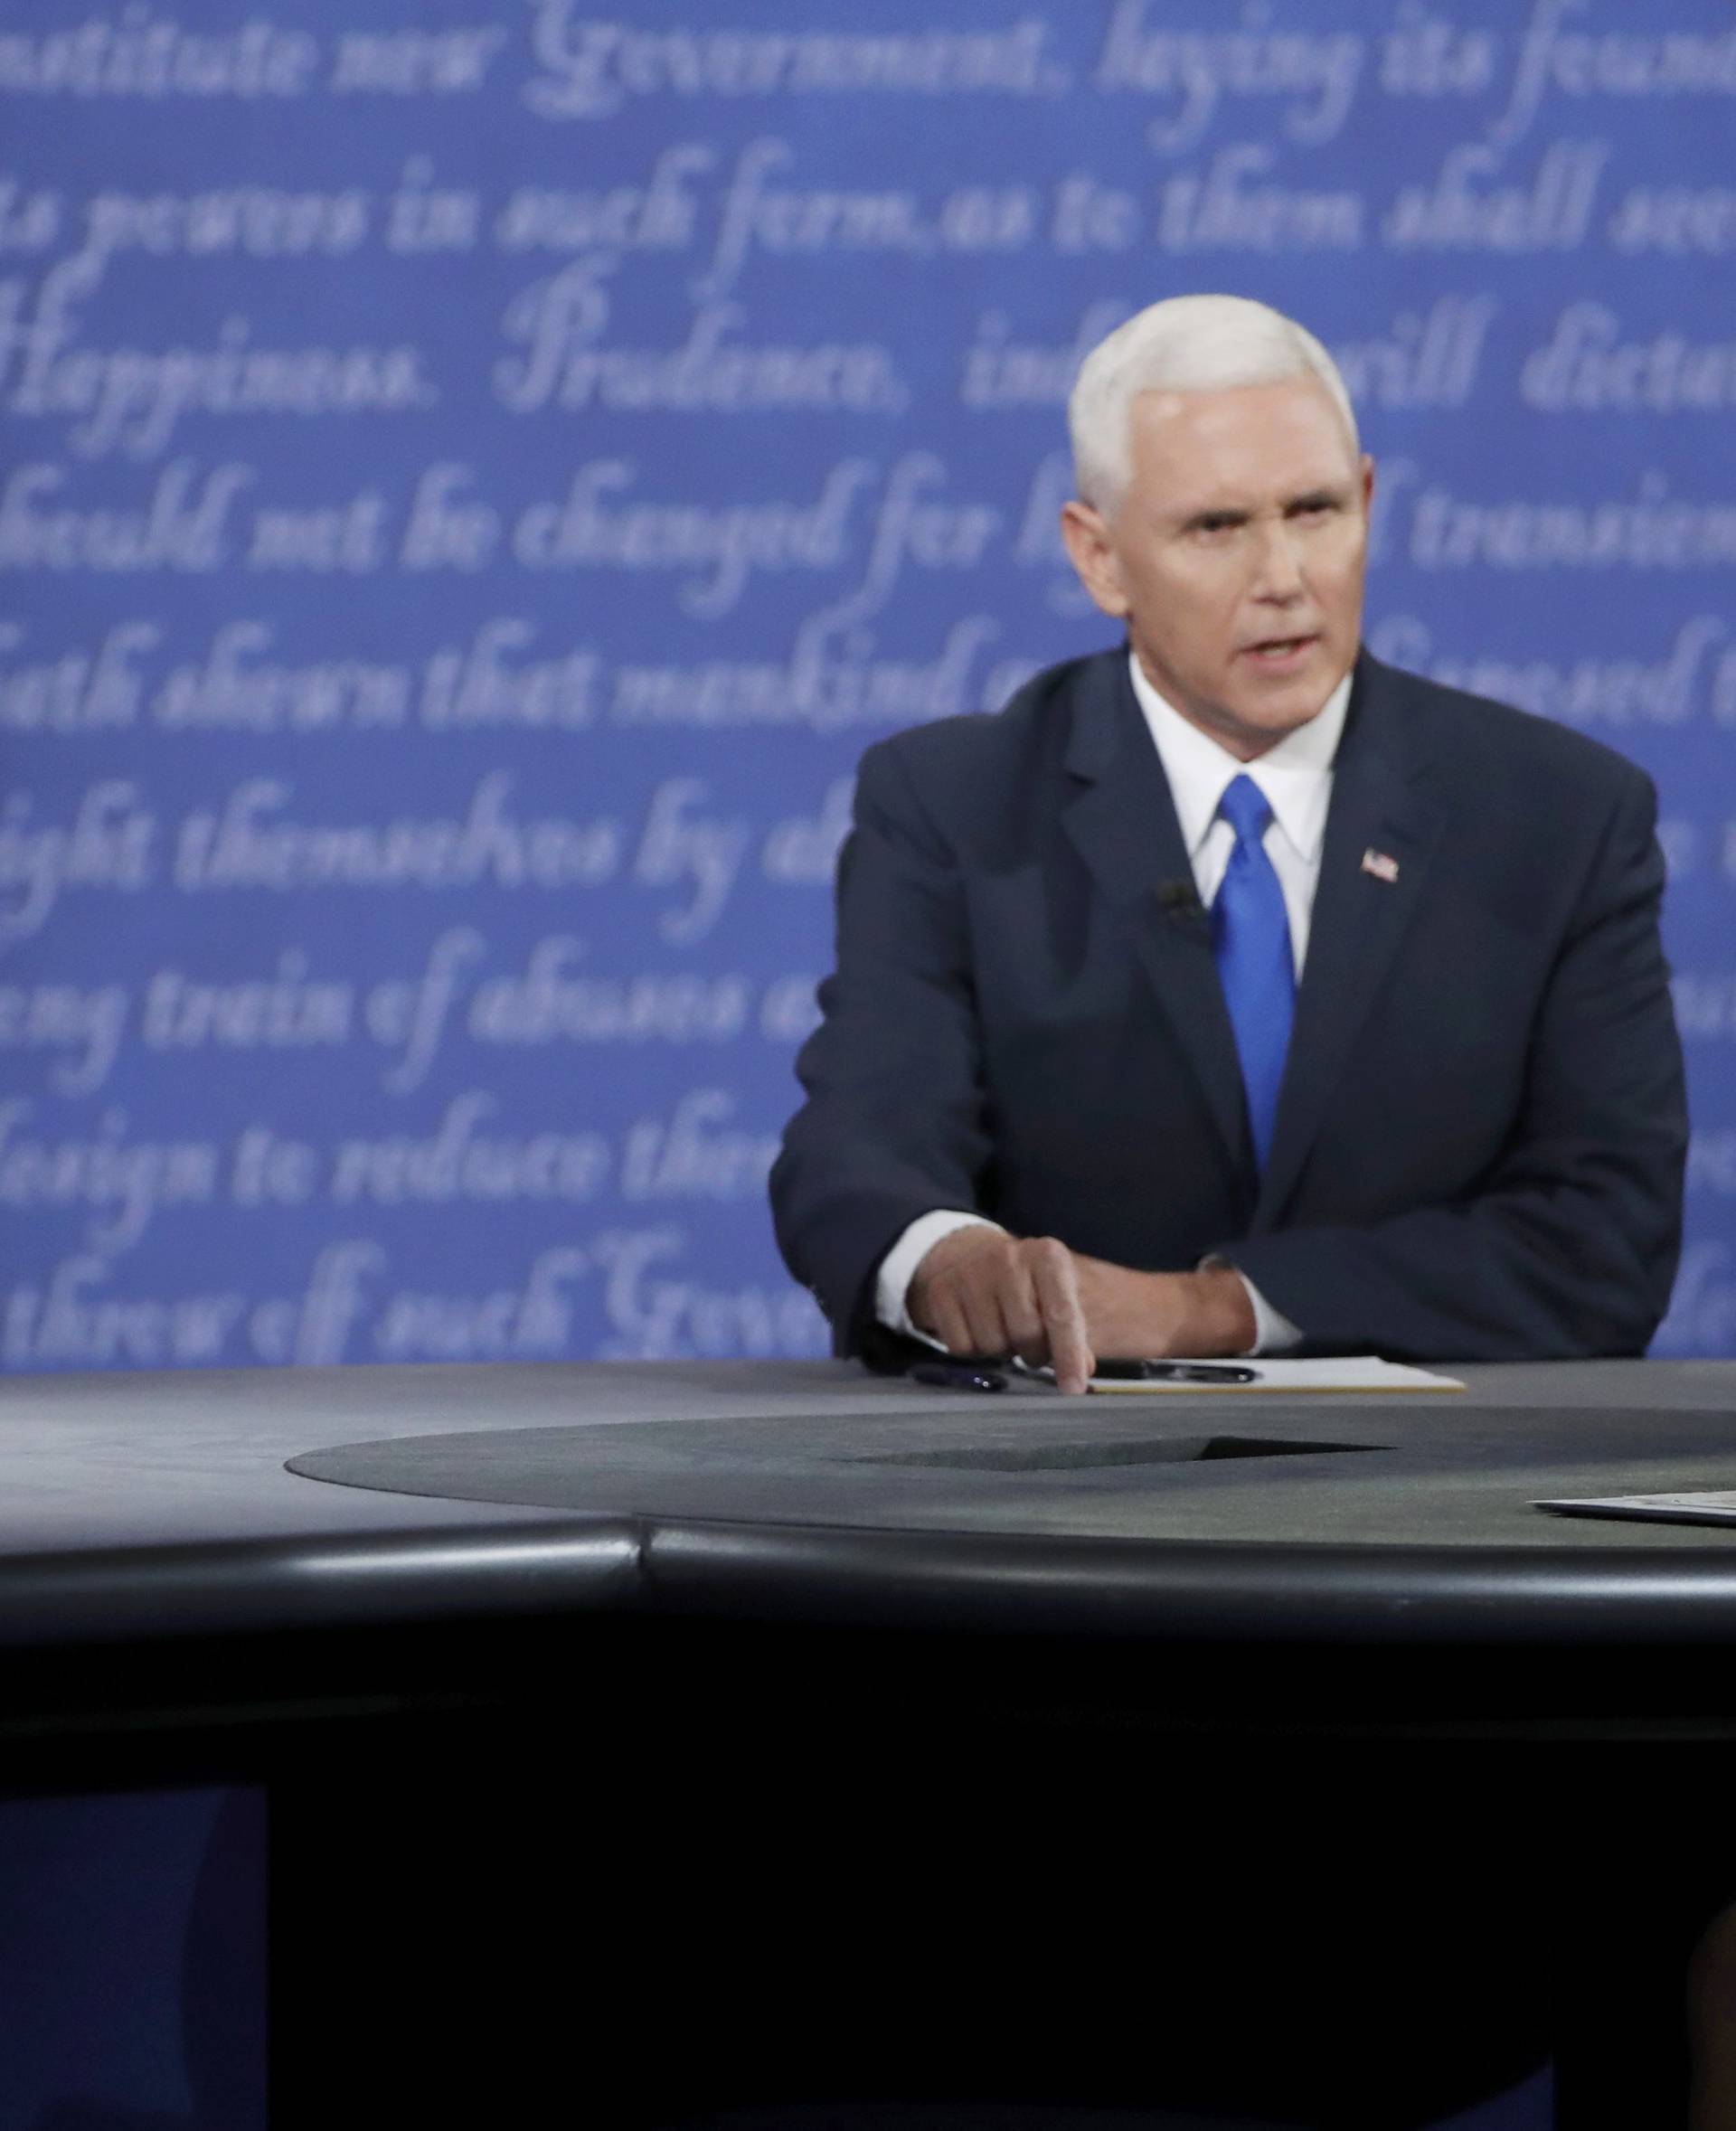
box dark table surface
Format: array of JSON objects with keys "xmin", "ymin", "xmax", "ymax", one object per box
[
  {"xmin": 10, "ymin": 1360, "xmax": 1725, "ymax": 2126},
  {"xmin": 2, "ymin": 1356, "xmax": 1735, "ymax": 1651},
  {"xmin": 4, "ymin": 1354, "xmax": 1735, "ymax": 1541}
]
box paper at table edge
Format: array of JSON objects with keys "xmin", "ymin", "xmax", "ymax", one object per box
[
  {"xmin": 1080, "ymin": 1355, "xmax": 1466, "ymax": 1394},
  {"xmin": 1533, "ymin": 1489, "xmax": 1736, "ymax": 1523}
]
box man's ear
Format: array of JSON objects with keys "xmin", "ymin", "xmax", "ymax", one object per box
[
  {"xmin": 1359, "ymin": 454, "xmax": 1375, "ymax": 515},
  {"xmin": 1059, "ymin": 500, "xmax": 1130, "ymax": 619}
]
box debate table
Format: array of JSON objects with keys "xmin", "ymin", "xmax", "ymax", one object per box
[{"xmin": 4, "ymin": 1357, "xmax": 1735, "ymax": 2126}]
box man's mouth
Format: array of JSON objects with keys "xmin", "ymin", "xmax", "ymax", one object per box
[{"xmin": 1241, "ymin": 634, "xmax": 1318, "ymax": 665}]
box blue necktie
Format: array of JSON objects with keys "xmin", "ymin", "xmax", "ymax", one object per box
[{"xmin": 1212, "ymin": 774, "xmax": 1295, "ymax": 1169}]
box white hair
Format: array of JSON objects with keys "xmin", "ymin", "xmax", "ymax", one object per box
[{"xmin": 1068, "ymin": 293, "xmax": 1358, "ymax": 511}]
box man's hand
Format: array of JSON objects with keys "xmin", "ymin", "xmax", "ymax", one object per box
[
  {"xmin": 909, "ymin": 1230, "xmax": 1095, "ymax": 1392},
  {"xmin": 908, "ymin": 1231, "xmax": 1256, "ymax": 1395},
  {"xmin": 1071, "ymin": 1249, "xmax": 1255, "ymax": 1365}
]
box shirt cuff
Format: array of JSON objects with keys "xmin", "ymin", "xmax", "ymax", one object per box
[
  {"xmin": 1200, "ymin": 1256, "xmax": 1303, "ymax": 1355},
  {"xmin": 1243, "ymin": 1278, "xmax": 1303, "ymax": 1355},
  {"xmin": 875, "ymin": 1211, "xmax": 1005, "ymax": 1344}
]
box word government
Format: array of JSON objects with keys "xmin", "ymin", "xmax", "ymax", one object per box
[{"xmin": 524, "ymin": 8, "xmax": 1056, "ymax": 119}]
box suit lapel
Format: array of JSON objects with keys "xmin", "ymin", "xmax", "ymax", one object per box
[
  {"xmin": 1254, "ymin": 655, "xmax": 1448, "ymax": 1228},
  {"xmin": 1060, "ymin": 656, "xmax": 1253, "ymax": 1176}
]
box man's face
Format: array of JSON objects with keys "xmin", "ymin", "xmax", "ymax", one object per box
[{"xmin": 1061, "ymin": 377, "xmax": 1373, "ymax": 759}]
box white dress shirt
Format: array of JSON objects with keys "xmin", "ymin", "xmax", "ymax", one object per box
[{"xmin": 875, "ymin": 652, "xmax": 1354, "ymax": 1356}]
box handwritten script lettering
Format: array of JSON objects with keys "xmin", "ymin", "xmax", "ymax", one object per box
[{"xmin": 7, "ymin": 0, "xmax": 1732, "ymax": 1368}]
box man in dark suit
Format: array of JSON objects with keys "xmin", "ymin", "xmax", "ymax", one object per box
[{"xmin": 771, "ymin": 294, "xmax": 1686, "ymax": 1391}]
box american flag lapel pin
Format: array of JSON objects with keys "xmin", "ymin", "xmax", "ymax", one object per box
[{"xmin": 1361, "ymin": 847, "xmax": 1401, "ymax": 884}]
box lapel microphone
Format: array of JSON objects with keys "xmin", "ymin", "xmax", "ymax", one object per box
[{"xmin": 1156, "ymin": 879, "xmax": 1207, "ymax": 929}]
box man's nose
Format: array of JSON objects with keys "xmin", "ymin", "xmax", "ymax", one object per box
[{"xmin": 1250, "ymin": 519, "xmax": 1306, "ymax": 599}]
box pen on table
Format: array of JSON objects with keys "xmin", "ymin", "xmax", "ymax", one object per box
[
  {"xmin": 1100, "ymin": 1361, "xmax": 1260, "ymax": 1385},
  {"xmin": 910, "ymin": 1362, "xmax": 1007, "ymax": 1394}
]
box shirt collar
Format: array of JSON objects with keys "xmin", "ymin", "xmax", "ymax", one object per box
[{"xmin": 1127, "ymin": 649, "xmax": 1352, "ymax": 863}]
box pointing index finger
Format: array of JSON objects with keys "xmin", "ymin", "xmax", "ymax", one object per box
[{"xmin": 1028, "ymin": 1239, "xmax": 1093, "ymax": 1395}]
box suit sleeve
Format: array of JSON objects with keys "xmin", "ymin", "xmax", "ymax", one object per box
[
  {"xmin": 769, "ymin": 740, "xmax": 994, "ymax": 1364},
  {"xmin": 1222, "ymin": 770, "xmax": 1688, "ymax": 1360}
]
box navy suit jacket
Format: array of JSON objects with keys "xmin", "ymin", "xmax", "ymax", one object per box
[{"xmin": 769, "ymin": 647, "xmax": 1687, "ymax": 1365}]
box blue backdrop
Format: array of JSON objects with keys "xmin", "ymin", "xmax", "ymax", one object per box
[{"xmin": 3, "ymin": 0, "xmax": 1733, "ymax": 1372}]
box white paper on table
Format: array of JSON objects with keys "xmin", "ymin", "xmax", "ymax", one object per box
[
  {"xmin": 1023, "ymin": 1356, "xmax": 1466, "ymax": 1394},
  {"xmin": 1533, "ymin": 1490, "xmax": 1736, "ymax": 1527}
]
